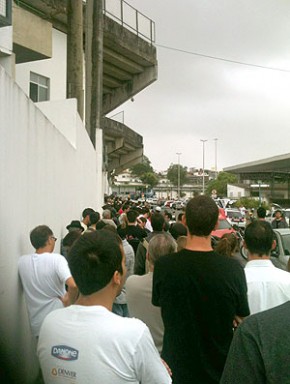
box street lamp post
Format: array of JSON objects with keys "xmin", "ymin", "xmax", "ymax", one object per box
[
  {"xmin": 176, "ymin": 152, "xmax": 182, "ymax": 198},
  {"xmin": 200, "ymin": 140, "xmax": 207, "ymax": 194},
  {"xmin": 214, "ymin": 138, "xmax": 218, "ymax": 179}
]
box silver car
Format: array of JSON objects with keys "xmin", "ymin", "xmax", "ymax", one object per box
[{"xmin": 240, "ymin": 228, "xmax": 290, "ymax": 271}]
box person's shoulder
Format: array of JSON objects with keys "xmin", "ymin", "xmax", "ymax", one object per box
[
  {"xmin": 18, "ymin": 253, "xmax": 33, "ymax": 261},
  {"xmin": 271, "ymin": 266, "xmax": 290, "ymax": 281},
  {"xmin": 114, "ymin": 311, "xmax": 148, "ymax": 333},
  {"xmin": 213, "ymin": 250, "xmax": 241, "ymax": 264},
  {"xmin": 127, "ymin": 273, "xmax": 144, "ymax": 282},
  {"xmin": 18, "ymin": 254, "xmax": 33, "ymax": 268},
  {"xmin": 242, "ymin": 301, "xmax": 290, "ymax": 331},
  {"xmin": 127, "ymin": 273, "xmax": 149, "ymax": 287},
  {"xmin": 154, "ymin": 251, "xmax": 180, "ymax": 267},
  {"xmin": 126, "ymin": 274, "xmax": 140, "ymax": 287},
  {"xmin": 50, "ymin": 252, "xmax": 67, "ymax": 260},
  {"xmin": 42, "ymin": 306, "xmax": 68, "ymax": 326}
]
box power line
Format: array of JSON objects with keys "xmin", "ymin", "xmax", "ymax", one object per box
[{"xmin": 156, "ymin": 43, "xmax": 290, "ymax": 73}]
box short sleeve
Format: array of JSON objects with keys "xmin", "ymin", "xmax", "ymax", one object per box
[
  {"xmin": 235, "ymin": 265, "xmax": 250, "ymax": 317},
  {"xmin": 133, "ymin": 326, "xmax": 171, "ymax": 384},
  {"xmin": 55, "ymin": 254, "xmax": 72, "ymax": 283}
]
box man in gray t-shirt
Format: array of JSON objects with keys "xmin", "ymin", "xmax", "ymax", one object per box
[{"xmin": 221, "ymin": 301, "xmax": 290, "ymax": 383}]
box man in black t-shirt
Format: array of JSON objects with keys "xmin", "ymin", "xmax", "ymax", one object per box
[{"xmin": 152, "ymin": 195, "xmax": 250, "ymax": 384}]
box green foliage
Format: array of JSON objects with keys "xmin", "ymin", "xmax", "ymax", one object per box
[
  {"xmin": 130, "ymin": 156, "xmax": 153, "ymax": 177},
  {"xmin": 206, "ymin": 172, "xmax": 238, "ymax": 197},
  {"xmin": 130, "ymin": 156, "xmax": 159, "ymax": 189},
  {"xmin": 233, "ymin": 198, "xmax": 269, "ymax": 210},
  {"xmin": 140, "ymin": 172, "xmax": 159, "ymax": 189},
  {"xmin": 167, "ymin": 164, "xmax": 188, "ymax": 186}
]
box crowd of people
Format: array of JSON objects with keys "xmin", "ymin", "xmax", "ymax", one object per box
[{"xmin": 17, "ymin": 195, "xmax": 290, "ymax": 383}]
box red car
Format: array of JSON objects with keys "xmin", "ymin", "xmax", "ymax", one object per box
[{"xmin": 211, "ymin": 208, "xmax": 236, "ymax": 239}]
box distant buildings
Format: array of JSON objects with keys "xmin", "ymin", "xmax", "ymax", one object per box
[{"xmin": 111, "ymin": 167, "xmax": 216, "ymax": 199}]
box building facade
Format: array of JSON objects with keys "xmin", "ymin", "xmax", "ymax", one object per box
[{"xmin": 0, "ymin": 1, "xmax": 157, "ymax": 382}]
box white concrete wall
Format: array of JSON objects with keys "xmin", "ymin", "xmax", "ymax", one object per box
[
  {"xmin": 0, "ymin": 26, "xmax": 15, "ymax": 76},
  {"xmin": 15, "ymin": 28, "xmax": 67, "ymax": 101},
  {"xmin": 0, "ymin": 65, "xmax": 98, "ymax": 383},
  {"xmin": 0, "ymin": 26, "xmax": 12, "ymax": 53},
  {"xmin": 227, "ymin": 184, "xmax": 248, "ymax": 198}
]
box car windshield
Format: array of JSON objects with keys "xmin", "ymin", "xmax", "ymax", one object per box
[
  {"xmin": 218, "ymin": 219, "xmax": 232, "ymax": 230},
  {"xmin": 227, "ymin": 211, "xmax": 242, "ymax": 218}
]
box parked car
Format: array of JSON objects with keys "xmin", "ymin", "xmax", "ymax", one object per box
[
  {"xmin": 225, "ymin": 208, "xmax": 245, "ymax": 228},
  {"xmin": 211, "ymin": 214, "xmax": 242, "ymax": 248},
  {"xmin": 170, "ymin": 200, "xmax": 185, "ymax": 210},
  {"xmin": 240, "ymin": 228, "xmax": 290, "ymax": 271},
  {"xmin": 211, "ymin": 209, "xmax": 237, "ymax": 245},
  {"xmin": 163, "ymin": 200, "xmax": 174, "ymax": 207}
]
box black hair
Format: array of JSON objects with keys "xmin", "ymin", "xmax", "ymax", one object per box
[
  {"xmin": 68, "ymin": 230, "xmax": 123, "ymax": 295},
  {"xmin": 151, "ymin": 213, "xmax": 165, "ymax": 231},
  {"xmin": 82, "ymin": 208, "xmax": 95, "ymax": 219},
  {"xmin": 177, "ymin": 212, "xmax": 184, "ymax": 221},
  {"xmin": 89, "ymin": 211, "xmax": 100, "ymax": 225},
  {"xmin": 122, "ymin": 203, "xmax": 130, "ymax": 211},
  {"xmin": 165, "ymin": 211, "xmax": 173, "ymax": 220},
  {"xmin": 30, "ymin": 225, "xmax": 53, "ymax": 249},
  {"xmin": 245, "ymin": 220, "xmax": 274, "ymax": 256},
  {"xmin": 257, "ymin": 207, "xmax": 266, "ymax": 219},
  {"xmin": 127, "ymin": 210, "xmax": 138, "ymax": 223},
  {"xmin": 169, "ymin": 223, "xmax": 187, "ymax": 240},
  {"xmin": 185, "ymin": 196, "xmax": 218, "ymax": 236}
]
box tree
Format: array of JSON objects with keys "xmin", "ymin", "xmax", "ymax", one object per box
[
  {"xmin": 233, "ymin": 198, "xmax": 269, "ymax": 210},
  {"xmin": 206, "ymin": 172, "xmax": 238, "ymax": 197},
  {"xmin": 140, "ymin": 172, "xmax": 159, "ymax": 189},
  {"xmin": 167, "ymin": 164, "xmax": 188, "ymax": 186},
  {"xmin": 130, "ymin": 156, "xmax": 153, "ymax": 177}
]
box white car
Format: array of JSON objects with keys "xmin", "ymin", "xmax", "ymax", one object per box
[{"xmin": 225, "ymin": 208, "xmax": 246, "ymax": 228}]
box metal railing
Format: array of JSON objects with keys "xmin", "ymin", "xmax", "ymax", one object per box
[{"xmin": 104, "ymin": 0, "xmax": 155, "ymax": 44}]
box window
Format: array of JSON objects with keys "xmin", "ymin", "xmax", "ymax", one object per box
[
  {"xmin": 0, "ymin": 0, "xmax": 7, "ymax": 17},
  {"xmin": 0, "ymin": 0, "xmax": 12, "ymax": 27},
  {"xmin": 29, "ymin": 72, "xmax": 50, "ymax": 102}
]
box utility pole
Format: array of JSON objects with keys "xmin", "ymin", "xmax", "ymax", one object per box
[
  {"xmin": 214, "ymin": 138, "xmax": 218, "ymax": 179},
  {"xmin": 176, "ymin": 152, "xmax": 181, "ymax": 198},
  {"xmin": 200, "ymin": 139, "xmax": 207, "ymax": 195},
  {"xmin": 67, "ymin": 0, "xmax": 84, "ymax": 120}
]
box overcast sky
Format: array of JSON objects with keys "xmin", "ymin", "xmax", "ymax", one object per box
[{"xmin": 108, "ymin": 0, "xmax": 290, "ymax": 173}]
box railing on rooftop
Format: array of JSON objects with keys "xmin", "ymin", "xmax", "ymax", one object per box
[{"xmin": 104, "ymin": 0, "xmax": 155, "ymax": 45}]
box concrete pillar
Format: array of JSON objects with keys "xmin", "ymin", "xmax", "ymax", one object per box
[
  {"xmin": 67, "ymin": 0, "xmax": 84, "ymax": 120},
  {"xmin": 85, "ymin": 0, "xmax": 104, "ymax": 209}
]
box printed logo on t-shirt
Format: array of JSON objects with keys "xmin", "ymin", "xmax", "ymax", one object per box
[
  {"xmin": 51, "ymin": 367, "xmax": 77, "ymax": 380},
  {"xmin": 51, "ymin": 345, "xmax": 79, "ymax": 361}
]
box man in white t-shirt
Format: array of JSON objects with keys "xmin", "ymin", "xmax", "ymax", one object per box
[
  {"xmin": 18, "ymin": 225, "xmax": 78, "ymax": 338},
  {"xmin": 37, "ymin": 230, "xmax": 172, "ymax": 384},
  {"xmin": 244, "ymin": 220, "xmax": 290, "ymax": 315}
]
